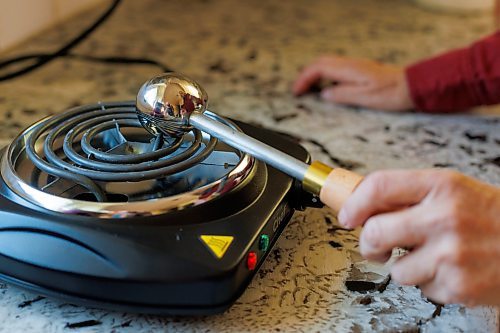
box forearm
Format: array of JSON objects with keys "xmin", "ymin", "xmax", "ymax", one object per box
[{"xmin": 405, "ymin": 32, "xmax": 500, "ymax": 113}]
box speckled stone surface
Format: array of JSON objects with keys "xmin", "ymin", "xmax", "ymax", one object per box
[{"xmin": 0, "ymin": 0, "xmax": 499, "ymax": 332}]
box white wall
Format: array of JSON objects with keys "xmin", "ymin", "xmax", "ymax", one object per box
[{"xmin": 0, "ymin": 0, "xmax": 103, "ymax": 52}]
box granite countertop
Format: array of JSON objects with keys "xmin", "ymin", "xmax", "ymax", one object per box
[{"xmin": 0, "ymin": 0, "xmax": 499, "ymax": 332}]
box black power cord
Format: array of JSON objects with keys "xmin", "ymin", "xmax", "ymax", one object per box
[
  {"xmin": 0, "ymin": 0, "xmax": 172, "ymax": 82},
  {"xmin": 63, "ymin": 53, "xmax": 172, "ymax": 72}
]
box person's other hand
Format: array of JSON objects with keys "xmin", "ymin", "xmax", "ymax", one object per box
[
  {"xmin": 337, "ymin": 169, "xmax": 500, "ymax": 306},
  {"xmin": 495, "ymin": 0, "xmax": 500, "ymax": 28},
  {"xmin": 293, "ymin": 56, "xmax": 414, "ymax": 112}
]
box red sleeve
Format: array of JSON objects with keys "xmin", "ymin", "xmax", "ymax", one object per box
[{"xmin": 405, "ymin": 32, "xmax": 500, "ymax": 113}]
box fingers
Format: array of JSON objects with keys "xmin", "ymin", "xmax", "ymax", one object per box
[
  {"xmin": 321, "ymin": 85, "xmax": 406, "ymax": 111},
  {"xmin": 359, "ymin": 205, "xmax": 427, "ymax": 262},
  {"xmin": 392, "ymin": 237, "xmax": 469, "ymax": 304},
  {"xmin": 391, "ymin": 244, "xmax": 438, "ymax": 286},
  {"xmin": 419, "ymin": 280, "xmax": 450, "ymax": 305},
  {"xmin": 292, "ymin": 63, "xmax": 324, "ymax": 96},
  {"xmin": 320, "ymin": 85, "xmax": 361, "ymax": 106},
  {"xmin": 292, "ymin": 57, "xmax": 363, "ymax": 96},
  {"xmin": 294, "ymin": 56, "xmax": 412, "ymax": 111},
  {"xmin": 418, "ymin": 264, "xmax": 463, "ymax": 305},
  {"xmin": 338, "ymin": 170, "xmax": 435, "ymax": 229}
]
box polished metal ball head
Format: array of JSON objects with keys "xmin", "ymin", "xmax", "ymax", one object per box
[{"xmin": 136, "ymin": 72, "xmax": 208, "ymax": 137}]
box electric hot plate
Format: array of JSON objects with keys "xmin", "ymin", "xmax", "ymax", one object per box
[{"xmin": 0, "ymin": 101, "xmax": 321, "ymax": 315}]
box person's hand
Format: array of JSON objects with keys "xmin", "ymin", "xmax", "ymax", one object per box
[
  {"xmin": 495, "ymin": 0, "xmax": 500, "ymax": 28},
  {"xmin": 337, "ymin": 169, "xmax": 500, "ymax": 306},
  {"xmin": 293, "ymin": 56, "xmax": 414, "ymax": 112}
]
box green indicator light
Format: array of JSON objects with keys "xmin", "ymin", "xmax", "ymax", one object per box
[{"xmin": 259, "ymin": 234, "xmax": 270, "ymax": 251}]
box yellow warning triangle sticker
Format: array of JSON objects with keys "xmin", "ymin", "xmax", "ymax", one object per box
[{"xmin": 200, "ymin": 235, "xmax": 234, "ymax": 259}]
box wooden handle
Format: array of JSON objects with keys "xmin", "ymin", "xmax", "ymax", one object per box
[
  {"xmin": 319, "ymin": 168, "xmax": 363, "ymax": 213},
  {"xmin": 303, "ymin": 161, "xmax": 363, "ymax": 214}
]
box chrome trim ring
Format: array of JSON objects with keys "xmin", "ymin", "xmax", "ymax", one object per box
[{"xmin": 0, "ymin": 102, "xmax": 255, "ymax": 218}]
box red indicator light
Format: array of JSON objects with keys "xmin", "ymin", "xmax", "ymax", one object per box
[{"xmin": 247, "ymin": 252, "xmax": 257, "ymax": 270}]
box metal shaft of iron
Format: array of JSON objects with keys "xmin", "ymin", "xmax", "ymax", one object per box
[{"xmin": 190, "ymin": 112, "xmax": 309, "ymax": 181}]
